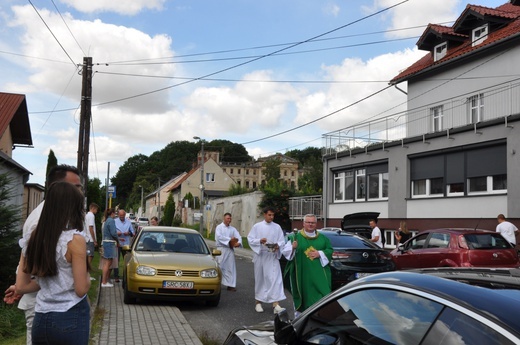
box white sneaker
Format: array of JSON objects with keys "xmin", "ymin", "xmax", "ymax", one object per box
[
  {"xmin": 90, "ymin": 277, "xmax": 96, "ymax": 281},
  {"xmin": 101, "ymin": 283, "xmax": 114, "ymax": 288},
  {"xmin": 273, "ymin": 305, "xmax": 285, "ymax": 314},
  {"xmin": 255, "ymin": 303, "xmax": 264, "ymax": 313}
]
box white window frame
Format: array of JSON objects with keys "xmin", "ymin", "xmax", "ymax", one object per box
[
  {"xmin": 334, "ymin": 172, "xmax": 344, "ymax": 201},
  {"xmin": 411, "ymin": 178, "xmax": 444, "ymax": 198},
  {"xmin": 434, "ymin": 42, "xmax": 447, "ymax": 61},
  {"xmin": 431, "ymin": 105, "xmax": 443, "ymax": 132},
  {"xmin": 472, "ymin": 24, "xmax": 488, "ymax": 46},
  {"xmin": 205, "ymin": 172, "xmax": 215, "ymax": 183},
  {"xmin": 368, "ymin": 173, "xmax": 389, "ymax": 201},
  {"xmin": 447, "ymin": 183, "xmax": 464, "ymax": 197},
  {"xmin": 467, "ymin": 175, "xmax": 507, "ymax": 195},
  {"xmin": 468, "ymin": 93, "xmax": 484, "ymax": 124},
  {"xmin": 355, "ymin": 169, "xmax": 366, "ymax": 202}
]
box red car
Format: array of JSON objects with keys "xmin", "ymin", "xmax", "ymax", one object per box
[{"xmin": 391, "ymin": 228, "xmax": 520, "ymax": 270}]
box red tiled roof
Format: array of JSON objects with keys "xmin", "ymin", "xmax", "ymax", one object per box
[
  {"xmin": 391, "ymin": 2, "xmax": 520, "ymax": 84},
  {"xmin": 0, "ymin": 92, "xmax": 32, "ymax": 146}
]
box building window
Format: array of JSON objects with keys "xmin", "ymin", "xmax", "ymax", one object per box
[
  {"xmin": 468, "ymin": 93, "xmax": 484, "ymax": 124},
  {"xmin": 434, "ymin": 42, "xmax": 447, "ymax": 61},
  {"xmin": 205, "ymin": 173, "xmax": 215, "ymax": 183},
  {"xmin": 253, "ymin": 170, "xmax": 256, "ymax": 175},
  {"xmin": 223, "ymin": 168, "xmax": 226, "ymax": 173},
  {"xmin": 412, "ymin": 178, "xmax": 443, "ymax": 198},
  {"xmin": 291, "ymin": 171, "xmax": 295, "ymax": 177},
  {"xmin": 284, "ymin": 170, "xmax": 287, "ymax": 176},
  {"xmin": 230, "ymin": 168, "xmax": 234, "ymax": 174},
  {"xmin": 245, "ymin": 181, "xmax": 250, "ymax": 188},
  {"xmin": 238, "ymin": 169, "xmax": 241, "ymax": 174},
  {"xmin": 253, "ymin": 181, "xmax": 257, "ymax": 188},
  {"xmin": 410, "ymin": 144, "xmax": 506, "ymax": 198},
  {"xmin": 333, "ymin": 164, "xmax": 388, "ymax": 202},
  {"xmin": 472, "ymin": 24, "xmax": 488, "ymax": 46},
  {"xmin": 431, "ymin": 105, "xmax": 443, "ymax": 132},
  {"xmin": 246, "ymin": 169, "xmax": 249, "ymax": 175}
]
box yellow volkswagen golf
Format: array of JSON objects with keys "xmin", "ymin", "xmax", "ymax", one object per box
[{"xmin": 122, "ymin": 226, "xmax": 222, "ymax": 306}]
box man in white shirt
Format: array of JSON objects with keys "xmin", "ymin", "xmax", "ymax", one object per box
[
  {"xmin": 84, "ymin": 203, "xmax": 99, "ymax": 266},
  {"xmin": 369, "ymin": 219, "xmax": 383, "ymax": 248},
  {"xmin": 496, "ymin": 214, "xmax": 518, "ymax": 246}
]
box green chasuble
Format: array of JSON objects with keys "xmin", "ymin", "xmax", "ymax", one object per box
[{"xmin": 284, "ymin": 230, "xmax": 333, "ymax": 312}]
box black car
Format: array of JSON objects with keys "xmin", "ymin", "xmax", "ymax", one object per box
[
  {"xmin": 281, "ymin": 230, "xmax": 395, "ymax": 291},
  {"xmin": 340, "ymin": 211, "xmax": 380, "ymax": 240},
  {"xmin": 224, "ymin": 268, "xmax": 520, "ymax": 345}
]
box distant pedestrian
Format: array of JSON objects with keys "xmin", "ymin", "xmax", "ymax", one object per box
[
  {"xmin": 114, "ymin": 209, "xmax": 134, "ymax": 282},
  {"xmin": 496, "ymin": 214, "xmax": 518, "ymax": 246},
  {"xmin": 215, "ymin": 213, "xmax": 242, "ymax": 291},
  {"xmin": 369, "ymin": 219, "xmax": 383, "ymax": 248},
  {"xmin": 247, "ymin": 207, "xmax": 286, "ymax": 314},
  {"xmin": 16, "ymin": 181, "xmax": 91, "ymax": 345},
  {"xmin": 150, "ymin": 216, "xmax": 159, "ymax": 226},
  {"xmin": 101, "ymin": 208, "xmax": 118, "ymax": 288},
  {"xmin": 85, "ymin": 203, "xmax": 99, "ymax": 267},
  {"xmin": 394, "ymin": 221, "xmax": 411, "ymax": 245}
]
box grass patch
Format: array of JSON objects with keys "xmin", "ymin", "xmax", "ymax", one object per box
[
  {"xmin": 89, "ymin": 307, "xmax": 105, "ymax": 345},
  {"xmin": 199, "ymin": 330, "xmax": 221, "ymax": 345},
  {"xmin": 0, "ymin": 304, "xmax": 26, "ymax": 345}
]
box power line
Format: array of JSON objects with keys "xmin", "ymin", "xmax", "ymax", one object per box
[
  {"xmin": 28, "ymin": 0, "xmax": 77, "ymax": 67},
  {"xmin": 0, "ymin": 49, "xmax": 70, "ymax": 64},
  {"xmin": 50, "ymin": 0, "xmax": 86, "ymax": 56}
]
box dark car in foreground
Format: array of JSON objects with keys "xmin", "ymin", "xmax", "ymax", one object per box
[
  {"xmin": 122, "ymin": 226, "xmax": 222, "ymax": 306},
  {"xmin": 223, "ymin": 268, "xmax": 520, "ymax": 344},
  {"xmin": 280, "ymin": 230, "xmax": 395, "ymax": 291},
  {"xmin": 391, "ymin": 228, "xmax": 520, "ymax": 270}
]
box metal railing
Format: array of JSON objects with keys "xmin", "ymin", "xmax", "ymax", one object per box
[
  {"xmin": 288, "ymin": 195, "xmax": 322, "ymax": 220},
  {"xmin": 323, "ymin": 80, "xmax": 520, "ymax": 155}
]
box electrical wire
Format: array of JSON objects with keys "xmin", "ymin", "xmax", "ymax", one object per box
[
  {"xmin": 27, "ymin": 0, "xmax": 77, "ymax": 67},
  {"xmin": 50, "ymin": 0, "xmax": 86, "ymax": 56}
]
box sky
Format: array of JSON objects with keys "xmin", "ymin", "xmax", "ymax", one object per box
[{"xmin": 0, "ymin": 0, "xmax": 507, "ymax": 186}]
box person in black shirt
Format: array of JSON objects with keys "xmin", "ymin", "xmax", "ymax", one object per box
[{"xmin": 395, "ymin": 221, "xmax": 411, "ymax": 245}]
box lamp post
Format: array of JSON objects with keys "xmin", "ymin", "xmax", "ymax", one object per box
[
  {"xmin": 139, "ymin": 185, "xmax": 144, "ymax": 217},
  {"xmin": 193, "ymin": 136, "xmax": 204, "ymax": 235}
]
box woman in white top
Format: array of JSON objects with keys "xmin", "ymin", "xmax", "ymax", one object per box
[{"xmin": 16, "ymin": 181, "xmax": 91, "ymax": 345}]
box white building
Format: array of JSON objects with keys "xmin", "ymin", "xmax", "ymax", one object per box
[{"xmin": 322, "ymin": 1, "xmax": 520, "ymax": 245}]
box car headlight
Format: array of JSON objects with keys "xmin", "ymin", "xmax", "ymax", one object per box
[
  {"xmin": 200, "ymin": 269, "xmax": 218, "ymax": 278},
  {"xmin": 136, "ymin": 265, "xmax": 156, "ymax": 276}
]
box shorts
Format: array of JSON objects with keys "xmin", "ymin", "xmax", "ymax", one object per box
[
  {"xmin": 86, "ymin": 241, "xmax": 95, "ymax": 257},
  {"xmin": 102, "ymin": 240, "xmax": 117, "ymax": 259}
]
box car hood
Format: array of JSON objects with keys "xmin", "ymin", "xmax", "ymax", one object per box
[{"xmin": 132, "ymin": 251, "xmax": 218, "ymax": 268}]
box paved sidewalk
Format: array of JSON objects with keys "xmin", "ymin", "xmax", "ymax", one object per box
[
  {"xmin": 93, "ymin": 240, "xmax": 251, "ymax": 345},
  {"xmin": 94, "ymin": 279, "xmax": 202, "ymax": 345}
]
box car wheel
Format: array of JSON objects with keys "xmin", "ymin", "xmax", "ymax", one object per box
[
  {"xmin": 123, "ymin": 281, "xmax": 136, "ymax": 304},
  {"xmin": 206, "ymin": 293, "xmax": 220, "ymax": 307}
]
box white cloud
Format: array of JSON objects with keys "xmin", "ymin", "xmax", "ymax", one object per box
[
  {"xmin": 368, "ymin": 0, "xmax": 461, "ymax": 38},
  {"xmin": 294, "ymin": 47, "xmax": 425, "ymax": 132},
  {"xmin": 323, "ymin": 3, "xmax": 340, "ymax": 17},
  {"xmin": 59, "ymin": 0, "xmax": 166, "ymax": 15}
]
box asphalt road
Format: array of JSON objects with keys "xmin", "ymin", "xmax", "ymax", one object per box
[{"xmin": 178, "ymin": 253, "xmax": 295, "ymax": 343}]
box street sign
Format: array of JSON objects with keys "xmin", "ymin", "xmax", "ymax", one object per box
[{"xmin": 108, "ymin": 185, "xmax": 116, "ymax": 198}]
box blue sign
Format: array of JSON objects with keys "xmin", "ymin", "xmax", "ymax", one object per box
[{"xmin": 108, "ymin": 185, "xmax": 116, "ymax": 198}]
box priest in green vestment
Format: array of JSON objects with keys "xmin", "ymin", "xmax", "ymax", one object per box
[{"xmin": 282, "ymin": 214, "xmax": 333, "ymax": 313}]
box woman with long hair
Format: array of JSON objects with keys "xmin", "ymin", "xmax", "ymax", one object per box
[
  {"xmin": 394, "ymin": 221, "xmax": 411, "ymax": 245},
  {"xmin": 16, "ymin": 181, "xmax": 90, "ymax": 345}
]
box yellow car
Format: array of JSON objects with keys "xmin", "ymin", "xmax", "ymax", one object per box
[{"xmin": 122, "ymin": 226, "xmax": 222, "ymax": 306}]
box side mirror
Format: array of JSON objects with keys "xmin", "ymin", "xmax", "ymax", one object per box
[
  {"xmin": 274, "ymin": 309, "xmax": 296, "ymax": 344},
  {"xmin": 398, "ymin": 244, "xmax": 406, "ymax": 253},
  {"xmin": 212, "ymin": 249, "xmax": 222, "ymax": 256}
]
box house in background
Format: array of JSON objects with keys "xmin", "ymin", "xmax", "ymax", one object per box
[
  {"xmin": 23, "ymin": 183, "xmax": 44, "ymax": 220},
  {"xmin": 144, "ymin": 174, "xmax": 187, "ymax": 221},
  {"xmin": 322, "ymin": 1, "xmax": 520, "ymax": 247},
  {"xmin": 0, "ymin": 92, "xmax": 33, "ymax": 221}
]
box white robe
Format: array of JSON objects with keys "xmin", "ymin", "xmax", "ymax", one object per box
[
  {"xmin": 215, "ymin": 222, "xmax": 242, "ymax": 288},
  {"xmin": 247, "ymin": 220, "xmax": 286, "ymax": 303}
]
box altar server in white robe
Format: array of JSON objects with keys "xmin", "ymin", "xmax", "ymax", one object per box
[{"xmin": 215, "ymin": 213, "xmax": 242, "ymax": 291}]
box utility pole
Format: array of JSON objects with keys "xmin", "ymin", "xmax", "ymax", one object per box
[{"xmin": 77, "ymin": 57, "xmax": 93, "ymax": 196}]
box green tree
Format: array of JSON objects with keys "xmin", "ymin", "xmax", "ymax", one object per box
[
  {"xmin": 259, "ymin": 178, "xmax": 294, "ymax": 231},
  {"xmin": 0, "ymin": 173, "xmax": 22, "ymax": 294},
  {"xmin": 228, "ymin": 183, "xmax": 249, "ymax": 196},
  {"xmin": 111, "ymin": 154, "xmax": 149, "ymax": 208},
  {"xmin": 206, "ymin": 139, "xmax": 251, "ymax": 163},
  {"xmin": 262, "ymin": 156, "xmax": 281, "ymax": 182},
  {"xmin": 162, "ymin": 192, "xmax": 175, "ymax": 226}
]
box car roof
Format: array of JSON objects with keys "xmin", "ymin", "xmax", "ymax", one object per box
[
  {"xmin": 139, "ymin": 226, "xmax": 199, "ymax": 235},
  {"xmin": 420, "ymin": 228, "xmax": 494, "ymax": 234},
  {"xmin": 346, "ymin": 271, "xmax": 520, "ymax": 333}
]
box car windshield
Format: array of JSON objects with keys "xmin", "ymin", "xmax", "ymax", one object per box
[
  {"xmin": 463, "ymin": 233, "xmax": 512, "ymax": 249},
  {"xmin": 136, "ymin": 231, "xmax": 210, "ymax": 254},
  {"xmin": 320, "ymin": 232, "xmax": 379, "ymax": 249}
]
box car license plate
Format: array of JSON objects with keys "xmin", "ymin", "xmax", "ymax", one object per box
[
  {"xmin": 355, "ymin": 273, "xmax": 373, "ymax": 279},
  {"xmin": 163, "ymin": 281, "xmax": 194, "ymax": 289}
]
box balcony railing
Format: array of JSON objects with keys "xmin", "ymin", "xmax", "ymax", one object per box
[
  {"xmin": 288, "ymin": 195, "xmax": 322, "ymax": 220},
  {"xmin": 323, "ymin": 80, "xmax": 520, "ymax": 155}
]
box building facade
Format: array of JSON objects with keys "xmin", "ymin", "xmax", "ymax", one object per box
[{"xmin": 322, "ymin": 1, "xmax": 520, "ymax": 243}]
